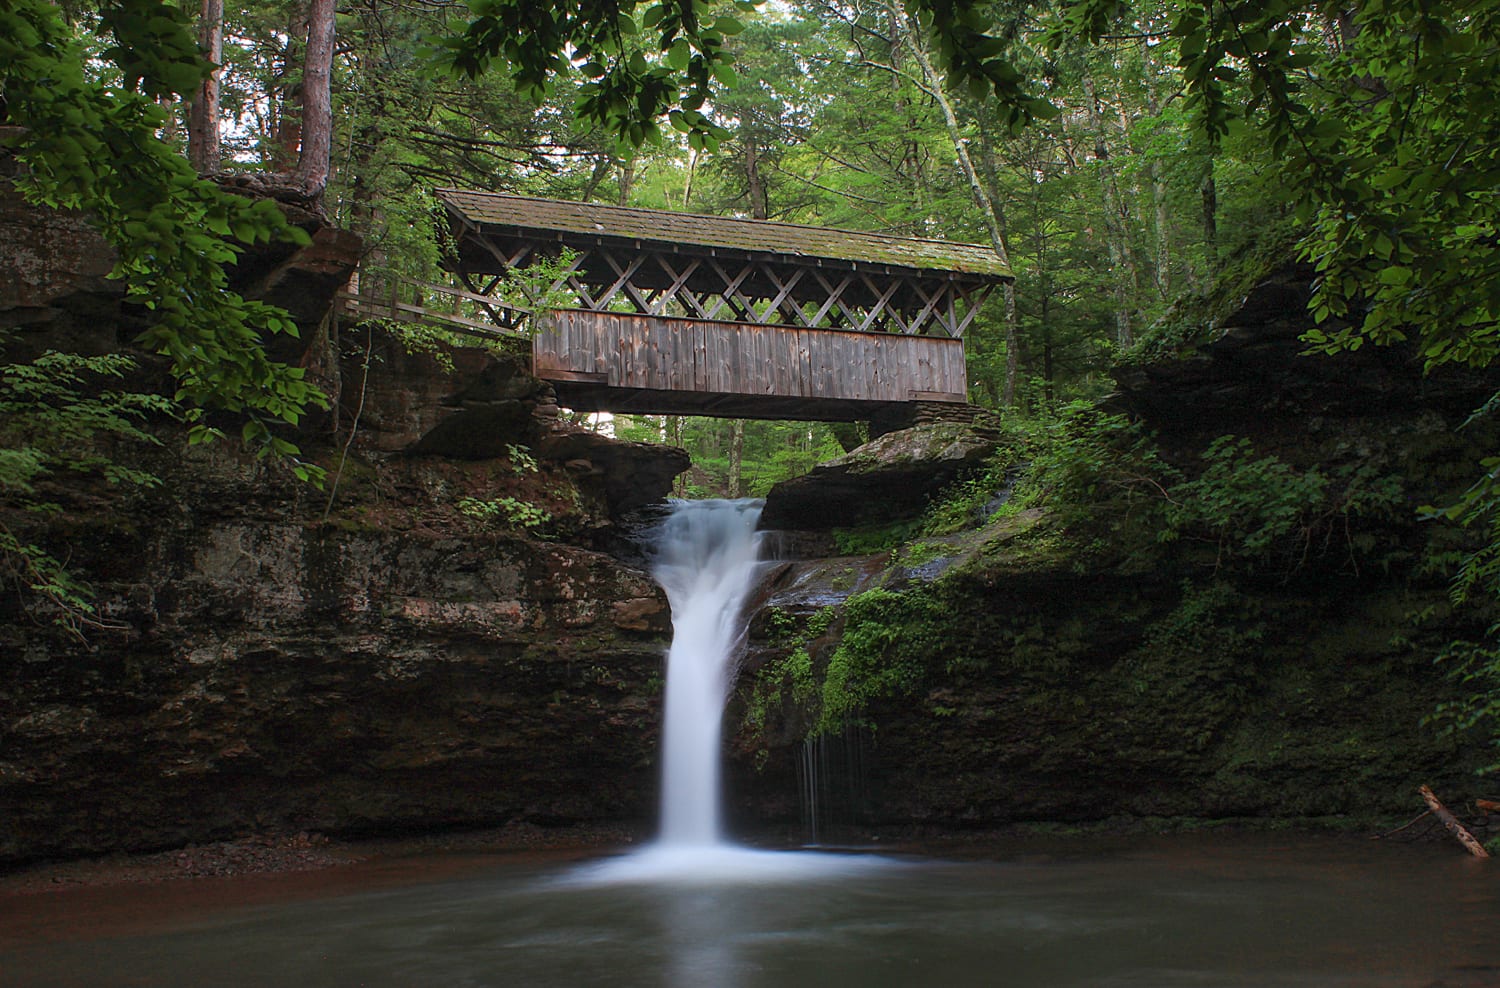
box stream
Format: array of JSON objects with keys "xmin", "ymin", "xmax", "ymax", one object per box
[{"xmin": 3, "ymin": 835, "xmax": 1498, "ymax": 987}]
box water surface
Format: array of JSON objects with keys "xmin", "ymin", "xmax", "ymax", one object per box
[{"xmin": 5, "ymin": 835, "xmax": 1497, "ymax": 987}]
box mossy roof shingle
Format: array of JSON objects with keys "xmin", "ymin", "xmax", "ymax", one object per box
[{"xmin": 437, "ymin": 188, "xmax": 1012, "ymax": 279}]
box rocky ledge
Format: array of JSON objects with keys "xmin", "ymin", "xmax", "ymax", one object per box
[{"xmin": 760, "ymin": 420, "xmax": 1000, "ymax": 531}]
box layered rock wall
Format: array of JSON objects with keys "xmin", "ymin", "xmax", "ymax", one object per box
[
  {"xmin": 0, "ymin": 189, "xmax": 686, "ymax": 863},
  {"xmin": 731, "ymin": 263, "xmax": 1500, "ymax": 834}
]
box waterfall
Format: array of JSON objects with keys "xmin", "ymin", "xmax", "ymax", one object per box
[
  {"xmin": 558, "ymin": 498, "xmax": 894, "ymax": 886},
  {"xmin": 650, "ymin": 498, "xmax": 765, "ymax": 847}
]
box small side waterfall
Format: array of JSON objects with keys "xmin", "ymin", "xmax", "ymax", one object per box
[{"xmin": 650, "ymin": 498, "xmax": 765, "ymax": 846}]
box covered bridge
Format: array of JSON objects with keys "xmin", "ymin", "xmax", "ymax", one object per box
[{"xmin": 435, "ymin": 189, "xmax": 1011, "ymax": 421}]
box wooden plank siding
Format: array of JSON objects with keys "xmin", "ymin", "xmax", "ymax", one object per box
[{"xmin": 533, "ymin": 309, "xmax": 965, "ymax": 420}]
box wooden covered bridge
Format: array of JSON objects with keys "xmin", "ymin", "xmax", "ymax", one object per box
[{"xmin": 346, "ymin": 190, "xmax": 1012, "ymax": 421}]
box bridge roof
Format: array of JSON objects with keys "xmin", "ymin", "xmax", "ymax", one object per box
[{"xmin": 437, "ymin": 188, "xmax": 1012, "ymax": 279}]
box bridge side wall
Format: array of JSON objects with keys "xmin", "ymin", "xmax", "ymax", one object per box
[{"xmin": 532, "ymin": 310, "xmax": 966, "ymax": 408}]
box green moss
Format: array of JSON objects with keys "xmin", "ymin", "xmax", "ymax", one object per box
[{"xmin": 814, "ymin": 588, "xmax": 947, "ymax": 736}]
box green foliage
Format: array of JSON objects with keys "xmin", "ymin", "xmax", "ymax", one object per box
[
  {"xmin": 750, "ymin": 595, "xmax": 941, "ymax": 747},
  {"xmin": 434, "ymin": 0, "xmax": 755, "ymax": 152},
  {"xmin": 0, "ymin": 351, "xmax": 171, "ymax": 492},
  {"xmin": 1162, "ymin": 436, "xmax": 1328, "ymax": 563},
  {"xmin": 743, "ymin": 646, "xmax": 816, "ymax": 739},
  {"xmin": 1145, "ymin": 580, "xmax": 1264, "ymax": 660},
  {"xmin": 0, "ymin": 344, "xmax": 173, "ymax": 634},
  {"xmin": 920, "ymin": 442, "xmax": 1032, "ymax": 536},
  {"xmin": 1008, "ymin": 406, "xmax": 1406, "ymax": 576},
  {"xmin": 1423, "ymin": 458, "xmax": 1500, "ymax": 609},
  {"xmin": 457, "ymin": 495, "xmax": 550, "ymax": 531},
  {"xmin": 1015, "ymin": 402, "xmax": 1178, "ymax": 519},
  {"xmin": 831, "ymin": 519, "xmax": 923, "ymax": 556},
  {"xmin": 506, "ymin": 444, "xmax": 539, "ymax": 475},
  {"xmin": 0, "ymin": 527, "xmax": 103, "ymax": 636},
  {"xmin": 1420, "ymin": 458, "xmax": 1500, "ymax": 770},
  {"xmin": 1428, "ymin": 632, "xmax": 1500, "ymax": 775},
  {"xmin": 813, "ymin": 588, "xmax": 943, "ymax": 736},
  {"xmin": 2, "ymin": 0, "xmax": 325, "ymax": 479},
  {"xmin": 1161, "ymin": 438, "xmax": 1405, "ymax": 573},
  {"xmin": 616, "ymin": 416, "xmax": 845, "ymax": 498}
]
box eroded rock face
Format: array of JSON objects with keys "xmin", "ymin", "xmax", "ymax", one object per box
[
  {"xmin": 760, "ymin": 421, "xmax": 999, "ymax": 531},
  {"xmin": 0, "ymin": 190, "xmax": 686, "ymax": 863},
  {"xmin": 0, "ymin": 440, "xmax": 675, "ymax": 863},
  {"xmin": 0, "ymin": 178, "xmax": 122, "ymax": 356},
  {"xmin": 728, "ymin": 262, "xmax": 1500, "ymax": 836},
  {"xmin": 351, "ymin": 338, "xmax": 689, "ymax": 517}
]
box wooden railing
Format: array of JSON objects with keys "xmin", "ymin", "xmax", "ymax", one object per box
[{"xmin": 335, "ymin": 271, "xmax": 531, "ymax": 340}]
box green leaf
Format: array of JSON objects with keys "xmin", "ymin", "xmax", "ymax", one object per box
[{"xmin": 1378, "ymin": 265, "xmax": 1413, "ymax": 286}]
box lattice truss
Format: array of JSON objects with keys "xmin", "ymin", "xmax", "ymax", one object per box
[{"xmin": 449, "ymin": 229, "xmax": 995, "ymax": 339}]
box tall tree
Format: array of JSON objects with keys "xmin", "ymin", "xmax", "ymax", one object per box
[
  {"xmin": 187, "ymin": 0, "xmax": 224, "ymax": 174},
  {"xmin": 294, "ymin": 0, "xmax": 335, "ymax": 196},
  {"xmin": 890, "ymin": 0, "xmax": 1022, "ymax": 406}
]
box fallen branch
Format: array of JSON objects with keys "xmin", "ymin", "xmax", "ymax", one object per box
[
  {"xmin": 1371, "ymin": 809, "xmax": 1432, "ymax": 841},
  {"xmin": 1476, "ymin": 798, "xmax": 1500, "ymax": 814},
  {"xmin": 1419, "ymin": 786, "xmax": 1491, "ymax": 859}
]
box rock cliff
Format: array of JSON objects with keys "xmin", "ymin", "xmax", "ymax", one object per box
[
  {"xmin": 7, "ymin": 180, "xmax": 1496, "ymax": 863},
  {"xmin": 729, "ymin": 261, "xmax": 1500, "ymax": 836},
  {"xmin": 0, "ymin": 187, "xmax": 685, "ymax": 863}
]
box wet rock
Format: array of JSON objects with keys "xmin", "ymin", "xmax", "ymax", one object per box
[
  {"xmin": 760, "ymin": 421, "xmax": 998, "ymax": 531},
  {"xmin": 611, "ymin": 597, "xmax": 670, "ymax": 633}
]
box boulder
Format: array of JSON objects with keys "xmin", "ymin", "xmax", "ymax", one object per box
[{"xmin": 760, "ymin": 421, "xmax": 998, "ymax": 531}]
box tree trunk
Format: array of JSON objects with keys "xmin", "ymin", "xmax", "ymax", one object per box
[
  {"xmin": 618, "ymin": 157, "xmax": 636, "ymax": 205},
  {"xmin": 665, "ymin": 415, "xmax": 685, "ymax": 495},
  {"xmin": 1147, "ymin": 161, "xmax": 1171, "ymax": 300},
  {"xmin": 187, "ymin": 0, "xmax": 223, "ymax": 174},
  {"xmin": 1040, "ymin": 292, "xmax": 1055, "ymax": 412},
  {"xmin": 270, "ymin": 3, "xmax": 306, "ymax": 173},
  {"xmin": 746, "ymin": 136, "xmax": 767, "ymax": 220},
  {"xmin": 729, "ymin": 419, "xmax": 745, "ymax": 497},
  {"xmin": 1142, "ymin": 50, "xmax": 1173, "ymax": 302},
  {"xmin": 294, "ymin": 0, "xmax": 336, "ymax": 197},
  {"xmin": 683, "ymin": 147, "xmax": 698, "ymax": 209},
  {"xmin": 580, "ymin": 155, "xmax": 612, "ymax": 201},
  {"xmin": 892, "ymin": 0, "xmax": 1018, "ymax": 407},
  {"xmin": 1080, "ymin": 70, "xmax": 1134, "ymax": 347},
  {"xmin": 1081, "ymin": 68, "xmax": 1136, "ymax": 349},
  {"xmin": 1202, "ymin": 162, "xmax": 1219, "ymax": 275},
  {"xmin": 1419, "ymin": 786, "xmax": 1492, "ymax": 858}
]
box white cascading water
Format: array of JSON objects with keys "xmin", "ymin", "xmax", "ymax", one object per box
[
  {"xmin": 559, "ymin": 497, "xmax": 894, "ymax": 887},
  {"xmin": 651, "ymin": 497, "xmax": 766, "ymax": 846}
]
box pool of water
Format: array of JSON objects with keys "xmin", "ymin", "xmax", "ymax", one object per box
[{"xmin": 4, "ymin": 835, "xmax": 1498, "ymax": 987}]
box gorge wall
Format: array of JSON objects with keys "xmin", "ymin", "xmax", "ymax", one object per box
[
  {"xmin": 4, "ymin": 186, "xmax": 1495, "ymax": 865},
  {"xmin": 0, "ymin": 189, "xmax": 686, "ymax": 863},
  {"xmin": 728, "ymin": 261, "xmax": 1500, "ymax": 835}
]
